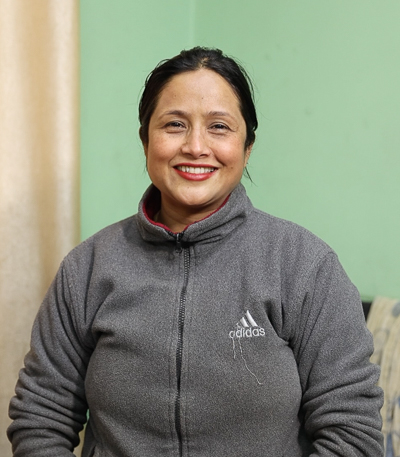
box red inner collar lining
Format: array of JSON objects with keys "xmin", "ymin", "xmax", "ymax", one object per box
[{"xmin": 143, "ymin": 187, "xmax": 230, "ymax": 234}]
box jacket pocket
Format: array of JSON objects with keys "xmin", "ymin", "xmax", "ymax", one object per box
[
  {"xmin": 281, "ymin": 424, "xmax": 313, "ymax": 457},
  {"xmin": 81, "ymin": 437, "xmax": 98, "ymax": 457},
  {"xmin": 281, "ymin": 426, "xmax": 303, "ymax": 457},
  {"xmin": 83, "ymin": 445, "xmax": 97, "ymax": 457}
]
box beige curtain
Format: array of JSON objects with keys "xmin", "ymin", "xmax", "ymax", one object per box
[
  {"xmin": 0, "ymin": 1, "xmax": 80, "ymax": 455},
  {"xmin": 367, "ymin": 296, "xmax": 400, "ymax": 456}
]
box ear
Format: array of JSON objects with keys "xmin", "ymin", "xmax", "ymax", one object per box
[
  {"xmin": 140, "ymin": 127, "xmax": 148, "ymax": 157},
  {"xmin": 244, "ymin": 143, "xmax": 253, "ymax": 167}
]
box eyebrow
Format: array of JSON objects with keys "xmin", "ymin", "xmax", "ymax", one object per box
[
  {"xmin": 208, "ymin": 111, "xmax": 232, "ymax": 118},
  {"xmin": 161, "ymin": 110, "xmax": 234, "ymax": 119},
  {"xmin": 162, "ymin": 110, "xmax": 187, "ymax": 117}
]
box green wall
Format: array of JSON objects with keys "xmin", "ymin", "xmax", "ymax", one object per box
[
  {"xmin": 81, "ymin": 1, "xmax": 400, "ymax": 299},
  {"xmin": 80, "ymin": 0, "xmax": 194, "ymax": 238}
]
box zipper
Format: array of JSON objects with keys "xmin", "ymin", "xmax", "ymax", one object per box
[{"xmin": 174, "ymin": 232, "xmax": 190, "ymax": 456}]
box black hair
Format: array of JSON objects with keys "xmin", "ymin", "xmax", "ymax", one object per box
[{"xmin": 138, "ymin": 47, "xmax": 258, "ymax": 151}]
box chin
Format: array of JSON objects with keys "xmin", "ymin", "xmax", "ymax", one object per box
[{"xmin": 181, "ymin": 196, "xmax": 223, "ymax": 212}]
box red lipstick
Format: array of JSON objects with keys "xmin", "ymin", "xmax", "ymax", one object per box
[{"xmin": 174, "ymin": 164, "xmax": 217, "ymax": 181}]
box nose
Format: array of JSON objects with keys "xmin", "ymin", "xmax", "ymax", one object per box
[{"xmin": 181, "ymin": 127, "xmax": 211, "ymax": 158}]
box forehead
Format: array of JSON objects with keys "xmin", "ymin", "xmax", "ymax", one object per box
[{"xmin": 155, "ymin": 69, "xmax": 241, "ymax": 112}]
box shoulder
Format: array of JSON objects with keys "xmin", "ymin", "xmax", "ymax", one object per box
[
  {"xmin": 246, "ymin": 207, "xmax": 334, "ymax": 268},
  {"xmin": 252, "ymin": 207, "xmax": 328, "ymax": 242},
  {"xmin": 62, "ymin": 214, "xmax": 140, "ymax": 278}
]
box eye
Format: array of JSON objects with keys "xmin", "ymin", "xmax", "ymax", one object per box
[
  {"xmin": 210, "ymin": 123, "xmax": 229, "ymax": 131},
  {"xmin": 165, "ymin": 121, "xmax": 184, "ymax": 129}
]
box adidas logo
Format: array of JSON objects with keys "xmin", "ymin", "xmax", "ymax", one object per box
[{"xmin": 229, "ymin": 310, "xmax": 265, "ymax": 339}]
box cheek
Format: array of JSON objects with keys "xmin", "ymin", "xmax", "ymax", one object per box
[
  {"xmin": 146, "ymin": 139, "xmax": 169, "ymax": 164},
  {"xmin": 217, "ymin": 142, "xmax": 249, "ymax": 168},
  {"xmin": 149, "ymin": 132, "xmax": 179, "ymax": 155}
]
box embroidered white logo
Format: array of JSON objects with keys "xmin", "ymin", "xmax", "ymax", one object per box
[
  {"xmin": 229, "ymin": 310, "xmax": 266, "ymax": 339},
  {"xmin": 229, "ymin": 310, "xmax": 265, "ymax": 385}
]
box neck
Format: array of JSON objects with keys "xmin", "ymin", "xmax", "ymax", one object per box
[
  {"xmin": 157, "ymin": 205, "xmax": 214, "ymax": 233},
  {"xmin": 144, "ymin": 186, "xmax": 231, "ymax": 233}
]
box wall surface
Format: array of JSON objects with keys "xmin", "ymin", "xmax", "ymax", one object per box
[
  {"xmin": 80, "ymin": 0, "xmax": 194, "ymax": 238},
  {"xmin": 81, "ymin": 0, "xmax": 400, "ymax": 299}
]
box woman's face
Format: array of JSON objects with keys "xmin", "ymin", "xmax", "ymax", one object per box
[{"xmin": 143, "ymin": 69, "xmax": 252, "ymax": 220}]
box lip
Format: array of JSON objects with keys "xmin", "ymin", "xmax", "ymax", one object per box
[{"xmin": 173, "ymin": 163, "xmax": 218, "ymax": 182}]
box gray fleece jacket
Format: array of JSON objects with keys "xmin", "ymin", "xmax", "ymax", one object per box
[{"xmin": 8, "ymin": 184, "xmax": 383, "ymax": 457}]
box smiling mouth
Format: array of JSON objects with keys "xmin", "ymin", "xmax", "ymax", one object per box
[{"xmin": 175, "ymin": 166, "xmax": 216, "ymax": 174}]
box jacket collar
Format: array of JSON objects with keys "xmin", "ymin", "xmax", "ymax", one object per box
[{"xmin": 136, "ymin": 183, "xmax": 253, "ymax": 246}]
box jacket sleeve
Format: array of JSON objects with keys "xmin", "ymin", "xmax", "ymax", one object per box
[
  {"xmin": 290, "ymin": 252, "xmax": 384, "ymax": 456},
  {"xmin": 7, "ymin": 260, "xmax": 92, "ymax": 457}
]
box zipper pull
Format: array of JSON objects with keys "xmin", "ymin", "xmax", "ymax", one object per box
[{"xmin": 175, "ymin": 233, "xmax": 183, "ymax": 253}]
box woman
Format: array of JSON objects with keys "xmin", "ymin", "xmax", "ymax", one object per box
[{"xmin": 8, "ymin": 47, "xmax": 383, "ymax": 456}]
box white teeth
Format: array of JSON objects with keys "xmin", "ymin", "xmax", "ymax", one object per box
[{"xmin": 177, "ymin": 166, "xmax": 215, "ymax": 174}]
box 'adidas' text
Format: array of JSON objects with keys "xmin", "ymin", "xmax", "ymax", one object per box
[{"xmin": 229, "ymin": 327, "xmax": 265, "ymax": 339}]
